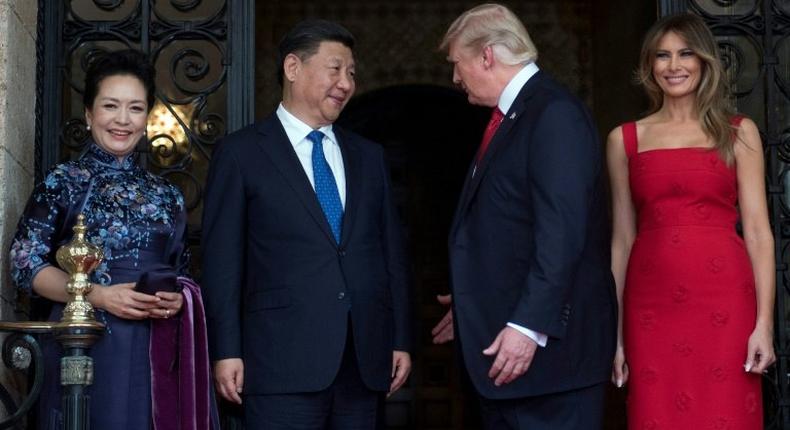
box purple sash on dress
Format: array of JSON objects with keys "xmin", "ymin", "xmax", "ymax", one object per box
[{"xmin": 150, "ymin": 277, "xmax": 215, "ymax": 430}]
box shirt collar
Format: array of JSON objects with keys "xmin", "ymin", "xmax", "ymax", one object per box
[
  {"xmin": 498, "ymin": 62, "xmax": 540, "ymax": 115},
  {"xmin": 276, "ymin": 103, "xmax": 338, "ymax": 147}
]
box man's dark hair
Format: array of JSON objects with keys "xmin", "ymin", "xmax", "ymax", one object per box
[
  {"xmin": 277, "ymin": 19, "xmax": 355, "ymax": 86},
  {"xmin": 83, "ymin": 49, "xmax": 156, "ymax": 110}
]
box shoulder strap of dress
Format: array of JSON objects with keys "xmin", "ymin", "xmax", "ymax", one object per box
[
  {"xmin": 730, "ymin": 115, "xmax": 745, "ymax": 127},
  {"xmin": 621, "ymin": 122, "xmax": 638, "ymax": 158}
]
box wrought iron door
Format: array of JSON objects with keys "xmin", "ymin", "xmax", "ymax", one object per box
[
  {"xmin": 35, "ymin": 0, "xmax": 255, "ymax": 236},
  {"xmin": 659, "ymin": 1, "xmax": 790, "ymax": 428}
]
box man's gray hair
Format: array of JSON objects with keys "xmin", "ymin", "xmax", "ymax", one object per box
[{"xmin": 440, "ymin": 3, "xmax": 538, "ymax": 66}]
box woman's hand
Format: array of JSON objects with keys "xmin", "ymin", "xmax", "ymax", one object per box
[
  {"xmin": 152, "ymin": 290, "xmax": 183, "ymax": 319},
  {"xmin": 745, "ymin": 323, "xmax": 775, "ymax": 374},
  {"xmin": 88, "ymin": 282, "xmax": 161, "ymax": 320},
  {"xmin": 611, "ymin": 343, "xmax": 629, "ymax": 387}
]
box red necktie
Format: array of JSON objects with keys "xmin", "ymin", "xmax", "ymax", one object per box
[{"xmin": 476, "ymin": 107, "xmax": 504, "ymax": 165}]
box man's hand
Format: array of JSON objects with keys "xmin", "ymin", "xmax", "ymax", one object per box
[
  {"xmin": 431, "ymin": 294, "xmax": 454, "ymax": 344},
  {"xmin": 483, "ymin": 326, "xmax": 537, "ymax": 386},
  {"xmin": 389, "ymin": 351, "xmax": 412, "ymax": 396},
  {"xmin": 214, "ymin": 358, "xmax": 244, "ymax": 404}
]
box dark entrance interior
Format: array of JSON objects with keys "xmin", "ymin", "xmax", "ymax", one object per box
[{"xmin": 339, "ymin": 85, "xmax": 486, "ymax": 428}]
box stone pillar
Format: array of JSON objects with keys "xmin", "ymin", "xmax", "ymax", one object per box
[
  {"xmin": 0, "ymin": 0, "xmax": 37, "ymax": 318},
  {"xmin": 0, "ymin": 0, "xmax": 38, "ymax": 415}
]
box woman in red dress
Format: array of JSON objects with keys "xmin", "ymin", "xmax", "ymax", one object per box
[{"xmin": 607, "ymin": 13, "xmax": 776, "ymax": 429}]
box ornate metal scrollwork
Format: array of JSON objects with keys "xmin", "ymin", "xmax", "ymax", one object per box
[
  {"xmin": 170, "ymin": 0, "xmax": 203, "ymax": 13},
  {"xmin": 50, "ymin": 0, "xmax": 233, "ymax": 226},
  {"xmin": 93, "ymin": 0, "xmax": 124, "ymax": 12},
  {"xmin": 0, "ymin": 333, "xmax": 45, "ymax": 429}
]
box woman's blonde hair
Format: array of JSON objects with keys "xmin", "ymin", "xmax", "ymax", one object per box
[
  {"xmin": 440, "ymin": 3, "xmax": 538, "ymax": 66},
  {"xmin": 637, "ymin": 13, "xmax": 737, "ymax": 163}
]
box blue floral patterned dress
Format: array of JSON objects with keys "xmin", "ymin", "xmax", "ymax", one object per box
[{"xmin": 10, "ymin": 141, "xmax": 188, "ymax": 430}]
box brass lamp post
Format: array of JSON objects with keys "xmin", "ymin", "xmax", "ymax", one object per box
[
  {"xmin": 53, "ymin": 214, "xmax": 106, "ymax": 429},
  {"xmin": 0, "ymin": 214, "xmax": 106, "ymax": 430}
]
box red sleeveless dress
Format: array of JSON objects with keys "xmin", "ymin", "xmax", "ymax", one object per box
[{"xmin": 622, "ymin": 120, "xmax": 763, "ymax": 429}]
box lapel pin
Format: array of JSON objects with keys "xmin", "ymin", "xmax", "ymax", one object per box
[{"xmin": 509, "ymin": 112, "xmax": 517, "ymax": 120}]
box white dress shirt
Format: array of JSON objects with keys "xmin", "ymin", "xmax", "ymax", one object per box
[
  {"xmin": 276, "ymin": 103, "xmax": 347, "ymax": 207},
  {"xmin": 496, "ymin": 63, "xmax": 548, "ymax": 347}
]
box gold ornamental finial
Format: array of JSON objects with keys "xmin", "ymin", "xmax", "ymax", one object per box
[{"xmin": 55, "ymin": 214, "xmax": 104, "ymax": 323}]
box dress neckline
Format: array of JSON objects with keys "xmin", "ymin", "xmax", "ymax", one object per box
[
  {"xmin": 636, "ymin": 146, "xmax": 716, "ymax": 156},
  {"xmin": 84, "ymin": 141, "xmax": 139, "ymax": 171}
]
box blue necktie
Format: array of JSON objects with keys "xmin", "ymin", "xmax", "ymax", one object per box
[{"xmin": 308, "ymin": 130, "xmax": 343, "ymax": 243}]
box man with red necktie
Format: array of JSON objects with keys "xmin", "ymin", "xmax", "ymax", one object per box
[{"xmin": 431, "ymin": 4, "xmax": 616, "ymax": 429}]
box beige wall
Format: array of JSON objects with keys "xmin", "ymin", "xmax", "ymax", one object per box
[{"xmin": 0, "ymin": 0, "xmax": 36, "ymax": 318}]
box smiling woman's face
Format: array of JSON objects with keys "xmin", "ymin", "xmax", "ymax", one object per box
[
  {"xmin": 652, "ymin": 31, "xmax": 703, "ymax": 100},
  {"xmin": 85, "ymin": 74, "xmax": 149, "ymax": 160}
]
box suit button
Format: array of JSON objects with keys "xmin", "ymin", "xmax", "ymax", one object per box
[
  {"xmin": 337, "ymin": 292, "xmax": 345, "ymax": 300},
  {"xmin": 338, "ymin": 249, "xmax": 346, "ymax": 257}
]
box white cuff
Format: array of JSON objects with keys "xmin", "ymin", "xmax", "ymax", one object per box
[{"xmin": 506, "ymin": 322, "xmax": 548, "ymax": 347}]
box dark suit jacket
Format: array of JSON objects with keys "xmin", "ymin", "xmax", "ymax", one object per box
[
  {"xmin": 449, "ymin": 71, "xmax": 616, "ymax": 399},
  {"xmin": 201, "ymin": 114, "xmax": 411, "ymax": 395}
]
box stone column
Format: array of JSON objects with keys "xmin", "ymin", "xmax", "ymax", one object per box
[
  {"xmin": 0, "ymin": 0, "xmax": 38, "ymax": 414},
  {"xmin": 0, "ymin": 0, "xmax": 37, "ymax": 317}
]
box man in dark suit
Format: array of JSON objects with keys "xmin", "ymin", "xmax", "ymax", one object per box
[
  {"xmin": 201, "ymin": 20, "xmax": 412, "ymax": 429},
  {"xmin": 431, "ymin": 4, "xmax": 616, "ymax": 429}
]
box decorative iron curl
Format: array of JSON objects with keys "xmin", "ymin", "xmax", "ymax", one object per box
[
  {"xmin": 183, "ymin": 98, "xmax": 220, "ymax": 161},
  {"xmin": 64, "ymin": 0, "xmax": 142, "ymax": 39},
  {"xmin": 194, "ymin": 112, "xmax": 225, "ymax": 145},
  {"xmin": 777, "ymin": 128, "xmax": 790, "ymax": 164},
  {"xmin": 773, "ymin": 1, "xmax": 790, "ymax": 22},
  {"xmin": 145, "ymin": 99, "xmax": 199, "ymax": 169},
  {"xmin": 691, "ymin": 1, "xmax": 764, "ymax": 30},
  {"xmin": 707, "ymin": 25, "xmax": 763, "ymax": 96},
  {"xmin": 62, "ymin": 118, "xmax": 91, "ymax": 150},
  {"xmin": 151, "ymin": 35, "xmax": 228, "ymax": 105},
  {"xmin": 147, "ymin": 132, "xmax": 193, "ymax": 171},
  {"xmin": 93, "ymin": 0, "xmax": 124, "ymax": 12},
  {"xmin": 148, "ymin": 133, "xmax": 179, "ymax": 160},
  {"xmin": 64, "ymin": 39, "xmax": 135, "ymax": 96},
  {"xmin": 170, "ymin": 0, "xmax": 202, "ymax": 12},
  {"xmin": 159, "ymin": 170, "xmax": 203, "ymax": 211},
  {"xmin": 0, "ymin": 334, "xmax": 44, "ymax": 429},
  {"xmin": 718, "ymin": 40, "xmax": 744, "ymax": 88},
  {"xmin": 774, "ymin": 36, "xmax": 790, "ymax": 100},
  {"xmin": 172, "ymin": 48, "xmax": 211, "ymax": 82},
  {"xmin": 151, "ymin": 1, "xmax": 226, "ymax": 38},
  {"xmin": 79, "ymin": 47, "xmax": 111, "ymax": 76}
]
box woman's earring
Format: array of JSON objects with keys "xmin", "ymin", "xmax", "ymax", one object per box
[{"xmin": 86, "ymin": 124, "xmax": 91, "ymax": 130}]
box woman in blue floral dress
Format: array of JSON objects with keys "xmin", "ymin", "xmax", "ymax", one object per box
[{"xmin": 10, "ymin": 50, "xmax": 214, "ymax": 429}]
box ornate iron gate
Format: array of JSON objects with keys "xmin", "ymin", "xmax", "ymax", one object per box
[
  {"xmin": 659, "ymin": 1, "xmax": 790, "ymax": 428},
  {"xmin": 35, "ymin": 0, "xmax": 255, "ymax": 224}
]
